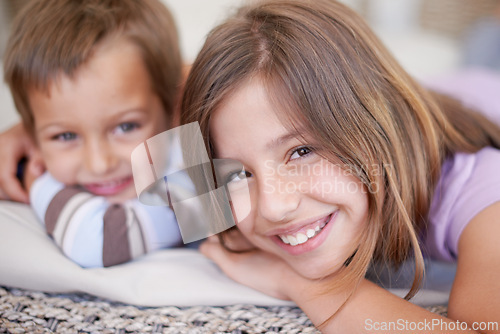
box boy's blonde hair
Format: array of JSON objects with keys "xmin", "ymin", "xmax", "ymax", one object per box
[
  {"xmin": 182, "ymin": 0, "xmax": 500, "ymax": 300},
  {"xmin": 4, "ymin": 0, "xmax": 182, "ymax": 136}
]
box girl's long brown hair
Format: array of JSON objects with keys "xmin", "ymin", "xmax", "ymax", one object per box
[{"xmin": 181, "ymin": 0, "xmax": 500, "ymax": 299}]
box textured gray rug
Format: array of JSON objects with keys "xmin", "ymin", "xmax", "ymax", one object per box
[{"xmin": 0, "ymin": 286, "xmax": 447, "ymax": 333}]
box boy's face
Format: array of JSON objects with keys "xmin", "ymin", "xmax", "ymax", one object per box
[{"xmin": 29, "ymin": 39, "xmax": 169, "ymax": 203}]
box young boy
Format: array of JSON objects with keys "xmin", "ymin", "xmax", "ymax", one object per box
[{"xmin": 3, "ymin": 0, "xmax": 184, "ymax": 267}]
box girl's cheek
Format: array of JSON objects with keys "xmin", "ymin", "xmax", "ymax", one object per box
[
  {"xmin": 235, "ymin": 217, "xmax": 251, "ymax": 236},
  {"xmin": 302, "ymin": 175, "xmax": 335, "ymax": 200}
]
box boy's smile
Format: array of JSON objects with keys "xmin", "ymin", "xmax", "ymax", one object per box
[
  {"xmin": 210, "ymin": 77, "xmax": 369, "ymax": 279},
  {"xmin": 29, "ymin": 38, "xmax": 169, "ymax": 203},
  {"xmin": 82, "ymin": 176, "xmax": 135, "ymax": 197}
]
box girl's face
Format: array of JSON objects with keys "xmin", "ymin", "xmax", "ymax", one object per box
[{"xmin": 210, "ymin": 77, "xmax": 369, "ymax": 279}]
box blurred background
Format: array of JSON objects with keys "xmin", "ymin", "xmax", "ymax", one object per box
[{"xmin": 1, "ymin": 0, "xmax": 499, "ymax": 132}]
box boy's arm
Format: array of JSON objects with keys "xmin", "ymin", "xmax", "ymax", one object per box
[{"xmin": 30, "ymin": 172, "xmax": 181, "ymax": 268}]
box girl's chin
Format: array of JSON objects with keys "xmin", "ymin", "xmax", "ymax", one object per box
[
  {"xmin": 292, "ymin": 265, "xmax": 338, "ymax": 280},
  {"xmin": 285, "ymin": 255, "xmax": 346, "ymax": 280}
]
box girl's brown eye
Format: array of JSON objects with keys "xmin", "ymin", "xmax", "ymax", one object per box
[
  {"xmin": 297, "ymin": 147, "xmax": 310, "ymax": 156},
  {"xmin": 290, "ymin": 146, "xmax": 312, "ymax": 160}
]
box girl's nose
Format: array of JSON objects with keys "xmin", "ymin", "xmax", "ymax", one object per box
[
  {"xmin": 256, "ymin": 174, "xmax": 300, "ymax": 223},
  {"xmin": 84, "ymin": 140, "xmax": 118, "ymax": 175}
]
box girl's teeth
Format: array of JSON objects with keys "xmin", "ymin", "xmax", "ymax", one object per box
[
  {"xmin": 279, "ymin": 218, "xmax": 330, "ymax": 247},
  {"xmin": 280, "ymin": 235, "xmax": 290, "ymax": 244},
  {"xmin": 288, "ymin": 235, "xmax": 298, "ymax": 246},
  {"xmin": 296, "ymin": 233, "xmax": 308, "ymax": 244}
]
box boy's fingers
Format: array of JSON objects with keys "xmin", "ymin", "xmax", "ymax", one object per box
[
  {"xmin": 24, "ymin": 157, "xmax": 45, "ymax": 193},
  {"xmin": 0, "ymin": 182, "xmax": 29, "ymax": 203},
  {"xmin": 0, "ymin": 150, "xmax": 30, "ymax": 203},
  {"xmin": 0, "ymin": 187, "xmax": 9, "ymax": 201},
  {"xmin": 27, "ymin": 152, "xmax": 45, "ymax": 177},
  {"xmin": 0, "ymin": 123, "xmax": 32, "ymax": 203},
  {"xmin": 0, "ymin": 170, "xmax": 29, "ymax": 203}
]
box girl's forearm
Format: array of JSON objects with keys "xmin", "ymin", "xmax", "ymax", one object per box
[{"xmin": 289, "ymin": 279, "xmax": 478, "ymax": 334}]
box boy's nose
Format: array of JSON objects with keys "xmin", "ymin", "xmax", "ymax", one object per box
[{"xmin": 84, "ymin": 141, "xmax": 118, "ymax": 175}]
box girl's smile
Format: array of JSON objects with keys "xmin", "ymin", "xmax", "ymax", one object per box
[
  {"xmin": 210, "ymin": 77, "xmax": 369, "ymax": 278},
  {"xmin": 272, "ymin": 211, "xmax": 337, "ymax": 256}
]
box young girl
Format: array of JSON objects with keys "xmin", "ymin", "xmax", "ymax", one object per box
[{"xmin": 181, "ymin": 0, "xmax": 500, "ymax": 332}]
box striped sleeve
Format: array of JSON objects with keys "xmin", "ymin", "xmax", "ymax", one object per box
[{"xmin": 30, "ymin": 172, "xmax": 182, "ymax": 268}]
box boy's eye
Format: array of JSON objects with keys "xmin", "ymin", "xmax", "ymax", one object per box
[
  {"xmin": 290, "ymin": 146, "xmax": 312, "ymax": 160},
  {"xmin": 53, "ymin": 132, "xmax": 77, "ymax": 142},
  {"xmin": 116, "ymin": 122, "xmax": 140, "ymax": 133}
]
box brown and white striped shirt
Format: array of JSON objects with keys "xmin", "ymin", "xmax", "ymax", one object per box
[{"xmin": 30, "ymin": 173, "xmax": 182, "ymax": 267}]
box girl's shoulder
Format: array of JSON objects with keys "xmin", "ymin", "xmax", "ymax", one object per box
[{"xmin": 424, "ymin": 146, "xmax": 500, "ymax": 261}]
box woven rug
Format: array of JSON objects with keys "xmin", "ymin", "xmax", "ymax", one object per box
[{"xmin": 0, "ymin": 286, "xmax": 447, "ymax": 333}]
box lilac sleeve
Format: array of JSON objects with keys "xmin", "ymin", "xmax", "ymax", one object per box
[
  {"xmin": 447, "ymin": 148, "xmax": 500, "ymax": 255},
  {"xmin": 425, "ymin": 147, "xmax": 500, "ymax": 261}
]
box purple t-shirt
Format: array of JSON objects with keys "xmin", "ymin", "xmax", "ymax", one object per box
[{"xmin": 424, "ymin": 146, "xmax": 500, "ymax": 261}]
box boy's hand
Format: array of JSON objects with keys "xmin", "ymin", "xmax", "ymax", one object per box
[
  {"xmin": 0, "ymin": 123, "xmax": 44, "ymax": 203},
  {"xmin": 23, "ymin": 150, "xmax": 44, "ymax": 194}
]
